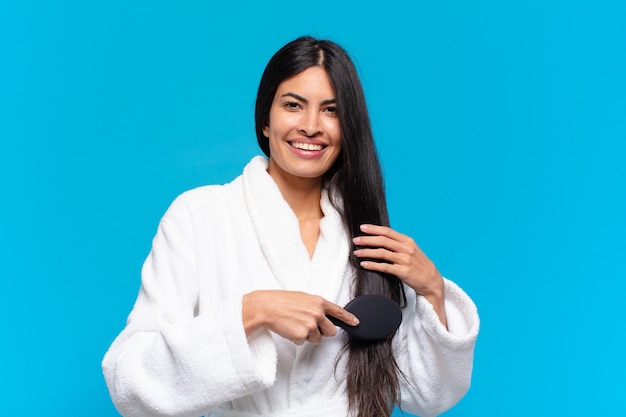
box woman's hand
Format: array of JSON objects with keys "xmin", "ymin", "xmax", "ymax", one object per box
[
  {"xmin": 352, "ymin": 224, "xmax": 448, "ymax": 328},
  {"xmin": 242, "ymin": 290, "xmax": 360, "ymax": 344}
]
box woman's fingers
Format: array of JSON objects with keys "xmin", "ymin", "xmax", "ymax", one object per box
[
  {"xmin": 353, "ymin": 247, "xmax": 403, "ymax": 264},
  {"xmin": 243, "ymin": 290, "xmax": 358, "ymax": 345},
  {"xmin": 352, "ymin": 224, "xmax": 448, "ymax": 327},
  {"xmin": 353, "ymin": 224, "xmax": 413, "ymax": 252},
  {"xmin": 352, "ymin": 224, "xmax": 442, "ymax": 294},
  {"xmin": 358, "ymin": 224, "xmax": 408, "ymax": 243},
  {"xmin": 324, "ymin": 300, "xmax": 360, "ymax": 327},
  {"xmin": 352, "ymin": 224, "xmax": 417, "ymax": 274}
]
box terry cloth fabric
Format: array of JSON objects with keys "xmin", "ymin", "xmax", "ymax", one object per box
[{"xmin": 102, "ymin": 156, "xmax": 480, "ymax": 417}]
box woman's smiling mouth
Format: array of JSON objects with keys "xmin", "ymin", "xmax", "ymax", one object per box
[{"xmin": 289, "ymin": 141, "xmax": 325, "ymax": 151}]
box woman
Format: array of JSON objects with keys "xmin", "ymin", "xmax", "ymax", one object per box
[{"xmin": 103, "ymin": 36, "xmax": 479, "ymax": 417}]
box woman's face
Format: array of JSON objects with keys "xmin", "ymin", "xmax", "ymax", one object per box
[{"xmin": 263, "ymin": 66, "xmax": 342, "ymax": 185}]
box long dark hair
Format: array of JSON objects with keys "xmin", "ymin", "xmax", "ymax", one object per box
[{"xmin": 255, "ymin": 37, "xmax": 407, "ymax": 416}]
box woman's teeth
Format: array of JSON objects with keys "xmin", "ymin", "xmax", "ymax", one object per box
[{"xmin": 291, "ymin": 142, "xmax": 323, "ymax": 151}]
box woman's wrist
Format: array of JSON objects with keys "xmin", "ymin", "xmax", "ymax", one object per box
[
  {"xmin": 418, "ymin": 274, "xmax": 448, "ymax": 329},
  {"xmin": 242, "ymin": 291, "xmax": 266, "ymax": 337}
]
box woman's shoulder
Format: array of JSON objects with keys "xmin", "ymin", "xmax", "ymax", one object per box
[
  {"xmin": 160, "ymin": 175, "xmax": 244, "ymax": 226},
  {"xmin": 173, "ymin": 176, "xmax": 243, "ymax": 209},
  {"xmin": 172, "ymin": 156, "xmax": 268, "ymax": 207},
  {"xmin": 159, "ymin": 156, "xmax": 266, "ymax": 225}
]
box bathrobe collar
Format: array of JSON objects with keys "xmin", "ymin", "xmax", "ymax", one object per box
[{"xmin": 241, "ymin": 156, "xmax": 351, "ymax": 303}]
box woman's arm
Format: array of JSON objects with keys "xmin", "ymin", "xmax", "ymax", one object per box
[
  {"xmin": 395, "ymin": 279, "xmax": 479, "ymax": 416},
  {"xmin": 352, "ymin": 224, "xmax": 479, "ymax": 416},
  {"xmin": 102, "ymin": 198, "xmax": 276, "ymax": 417}
]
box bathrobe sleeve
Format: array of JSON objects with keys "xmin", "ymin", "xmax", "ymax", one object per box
[
  {"xmin": 102, "ymin": 195, "xmax": 277, "ymax": 417},
  {"xmin": 394, "ymin": 279, "xmax": 479, "ymax": 417}
]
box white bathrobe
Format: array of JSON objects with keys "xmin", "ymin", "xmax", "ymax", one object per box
[{"xmin": 102, "ymin": 156, "xmax": 480, "ymax": 417}]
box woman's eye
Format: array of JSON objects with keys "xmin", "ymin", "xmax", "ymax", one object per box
[
  {"xmin": 325, "ymin": 106, "xmax": 337, "ymax": 115},
  {"xmin": 284, "ymin": 101, "xmax": 300, "ymax": 110}
]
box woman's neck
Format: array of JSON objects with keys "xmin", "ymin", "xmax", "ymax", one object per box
[
  {"xmin": 268, "ymin": 169, "xmax": 324, "ymax": 258},
  {"xmin": 268, "ymin": 167, "xmax": 324, "ymax": 216}
]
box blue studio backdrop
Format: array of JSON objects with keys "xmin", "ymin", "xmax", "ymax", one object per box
[{"xmin": 1, "ymin": 1, "xmax": 625, "ymax": 416}]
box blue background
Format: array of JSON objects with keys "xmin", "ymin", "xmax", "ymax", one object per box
[{"xmin": 1, "ymin": 1, "xmax": 625, "ymax": 415}]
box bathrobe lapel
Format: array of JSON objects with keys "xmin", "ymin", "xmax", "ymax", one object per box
[{"xmin": 242, "ymin": 157, "xmax": 351, "ymax": 303}]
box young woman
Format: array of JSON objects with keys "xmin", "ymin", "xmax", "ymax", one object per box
[{"xmin": 103, "ymin": 36, "xmax": 479, "ymax": 417}]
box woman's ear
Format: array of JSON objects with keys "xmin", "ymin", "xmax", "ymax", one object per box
[{"xmin": 262, "ymin": 125, "xmax": 269, "ymax": 138}]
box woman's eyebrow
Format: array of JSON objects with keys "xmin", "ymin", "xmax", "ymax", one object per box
[{"xmin": 281, "ymin": 92, "xmax": 336, "ymax": 105}]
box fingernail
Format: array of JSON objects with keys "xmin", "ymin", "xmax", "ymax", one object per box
[
  {"xmin": 352, "ymin": 237, "xmax": 360, "ymax": 244},
  {"xmin": 360, "ymin": 224, "xmax": 368, "ymax": 231}
]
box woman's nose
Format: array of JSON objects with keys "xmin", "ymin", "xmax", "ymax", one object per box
[{"xmin": 298, "ymin": 110, "xmax": 322, "ymax": 137}]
